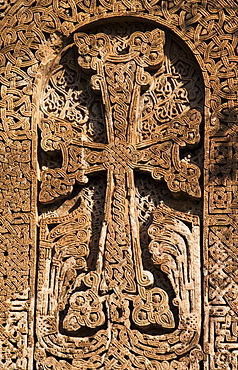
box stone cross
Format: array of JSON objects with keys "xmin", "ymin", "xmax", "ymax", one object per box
[{"xmin": 39, "ymin": 29, "xmax": 201, "ymax": 332}]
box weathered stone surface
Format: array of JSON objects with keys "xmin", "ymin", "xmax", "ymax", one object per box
[{"xmin": 0, "ymin": 1, "xmax": 237, "ymax": 369}]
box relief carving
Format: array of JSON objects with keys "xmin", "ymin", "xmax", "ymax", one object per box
[
  {"xmin": 1, "ymin": 1, "xmax": 237, "ymax": 369},
  {"xmin": 36, "ymin": 22, "xmax": 203, "ymax": 369}
]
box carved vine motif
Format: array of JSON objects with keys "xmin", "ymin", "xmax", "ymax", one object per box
[{"xmin": 36, "ymin": 23, "xmax": 203, "ymax": 369}]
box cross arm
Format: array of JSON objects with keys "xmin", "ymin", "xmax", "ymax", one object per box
[
  {"xmin": 39, "ymin": 119, "xmax": 107, "ymax": 204},
  {"xmin": 134, "ymin": 108, "xmax": 202, "ymax": 198},
  {"xmin": 135, "ymin": 141, "xmax": 201, "ymax": 198}
]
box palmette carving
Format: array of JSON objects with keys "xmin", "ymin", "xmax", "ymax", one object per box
[{"xmin": 132, "ymin": 287, "xmax": 175, "ymax": 328}]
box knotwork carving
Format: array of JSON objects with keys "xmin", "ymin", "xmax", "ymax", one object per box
[
  {"xmin": 36, "ymin": 22, "xmax": 203, "ymax": 369},
  {"xmin": 1, "ymin": 1, "xmax": 237, "ymax": 369}
]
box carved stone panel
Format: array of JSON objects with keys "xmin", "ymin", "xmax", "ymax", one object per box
[
  {"xmin": 36, "ymin": 22, "xmax": 203, "ymax": 369},
  {"xmin": 0, "ymin": 2, "xmax": 238, "ymax": 370}
]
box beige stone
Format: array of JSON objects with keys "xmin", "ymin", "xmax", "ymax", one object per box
[{"xmin": 0, "ymin": 1, "xmax": 237, "ymax": 369}]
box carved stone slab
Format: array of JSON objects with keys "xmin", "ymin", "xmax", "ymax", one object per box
[{"xmin": 0, "ymin": 2, "xmax": 237, "ymax": 369}]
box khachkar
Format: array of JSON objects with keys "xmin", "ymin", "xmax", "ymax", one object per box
[
  {"xmin": 1, "ymin": 1, "xmax": 238, "ymax": 369},
  {"xmin": 36, "ymin": 24, "xmax": 203, "ymax": 369}
]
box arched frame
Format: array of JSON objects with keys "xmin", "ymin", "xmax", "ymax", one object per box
[{"xmin": 0, "ymin": 1, "xmax": 238, "ymax": 369}]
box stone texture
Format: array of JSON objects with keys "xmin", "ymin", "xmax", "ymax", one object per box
[{"xmin": 0, "ymin": 1, "xmax": 237, "ymax": 369}]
